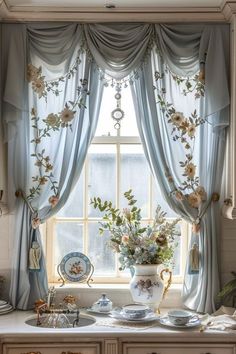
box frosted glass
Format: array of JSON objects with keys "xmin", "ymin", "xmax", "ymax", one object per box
[
  {"xmin": 57, "ymin": 172, "xmax": 84, "ymax": 217},
  {"xmin": 95, "ymin": 85, "xmax": 139, "ymax": 137},
  {"xmin": 54, "ymin": 222, "xmax": 84, "ymax": 268},
  {"xmin": 87, "ymin": 223, "xmax": 116, "ymax": 276},
  {"xmin": 120, "ymin": 144, "xmax": 149, "ymax": 217},
  {"xmin": 88, "ymin": 144, "xmax": 116, "ymax": 217},
  {"xmin": 152, "ymin": 179, "xmax": 178, "ymax": 218}
]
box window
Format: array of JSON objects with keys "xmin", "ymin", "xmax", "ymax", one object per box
[{"xmin": 45, "ymin": 85, "xmax": 189, "ymax": 283}]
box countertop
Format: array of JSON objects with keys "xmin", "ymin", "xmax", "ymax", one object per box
[{"xmin": 0, "ymin": 310, "xmax": 236, "ymax": 343}]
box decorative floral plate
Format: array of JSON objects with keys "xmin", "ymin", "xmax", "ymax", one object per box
[{"xmin": 58, "ymin": 252, "xmax": 93, "ymax": 284}]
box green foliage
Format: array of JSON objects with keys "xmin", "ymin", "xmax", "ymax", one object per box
[
  {"xmin": 91, "ymin": 190, "xmax": 180, "ymax": 270},
  {"xmin": 217, "ymin": 271, "xmax": 236, "ymax": 302}
]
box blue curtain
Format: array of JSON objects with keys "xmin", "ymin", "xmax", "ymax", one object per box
[
  {"xmin": 131, "ymin": 25, "xmax": 229, "ymax": 313},
  {"xmin": 2, "ymin": 24, "xmax": 103, "ymax": 309}
]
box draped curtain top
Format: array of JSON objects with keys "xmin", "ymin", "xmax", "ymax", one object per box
[{"xmin": 2, "ymin": 22, "xmax": 230, "ymax": 139}]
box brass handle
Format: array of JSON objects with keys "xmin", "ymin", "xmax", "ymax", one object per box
[
  {"xmin": 21, "ymin": 352, "xmax": 42, "ymax": 354},
  {"xmin": 160, "ymin": 268, "xmax": 172, "ymax": 299}
]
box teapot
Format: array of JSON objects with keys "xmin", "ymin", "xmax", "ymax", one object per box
[{"xmin": 92, "ymin": 293, "xmax": 112, "ymax": 312}]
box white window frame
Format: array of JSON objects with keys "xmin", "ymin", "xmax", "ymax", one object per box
[{"xmin": 45, "ymin": 134, "xmax": 189, "ymax": 284}]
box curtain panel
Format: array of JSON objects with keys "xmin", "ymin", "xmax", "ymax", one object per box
[{"xmin": 1, "ymin": 23, "xmax": 229, "ymax": 312}]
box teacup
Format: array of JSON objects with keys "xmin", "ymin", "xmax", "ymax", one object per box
[
  {"xmin": 167, "ymin": 310, "xmax": 198, "ymax": 326},
  {"xmin": 122, "ymin": 304, "xmax": 151, "ymax": 319}
]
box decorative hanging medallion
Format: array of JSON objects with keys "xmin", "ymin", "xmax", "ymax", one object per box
[{"xmin": 111, "ymin": 84, "xmax": 125, "ymax": 129}]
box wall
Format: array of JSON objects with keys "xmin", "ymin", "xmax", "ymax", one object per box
[{"xmin": 221, "ymin": 219, "xmax": 236, "ymax": 287}]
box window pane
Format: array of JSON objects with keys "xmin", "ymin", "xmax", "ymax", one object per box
[
  {"xmin": 57, "ymin": 172, "xmax": 84, "ymax": 217},
  {"xmin": 95, "ymin": 85, "xmax": 139, "ymax": 137},
  {"xmin": 120, "ymin": 144, "xmax": 149, "ymax": 218},
  {"xmin": 54, "ymin": 222, "xmax": 84, "ymax": 275},
  {"xmin": 171, "ymin": 230, "xmax": 181, "ymax": 276},
  {"xmin": 152, "ymin": 179, "xmax": 178, "ymax": 218},
  {"xmin": 95, "ymin": 86, "xmax": 117, "ymax": 137},
  {"xmin": 119, "ymin": 86, "xmax": 139, "ymax": 137},
  {"xmin": 88, "ymin": 144, "xmax": 116, "ymax": 217},
  {"xmin": 87, "ymin": 223, "xmax": 116, "ymax": 276}
]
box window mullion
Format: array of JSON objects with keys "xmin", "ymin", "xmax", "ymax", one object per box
[
  {"xmin": 116, "ymin": 139, "xmax": 121, "ymax": 278},
  {"xmin": 150, "ymin": 174, "xmax": 153, "ymax": 219},
  {"xmin": 84, "ymin": 158, "xmax": 89, "ymax": 256}
]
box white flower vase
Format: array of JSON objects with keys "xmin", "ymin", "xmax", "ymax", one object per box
[{"xmin": 129, "ymin": 264, "xmax": 172, "ymax": 312}]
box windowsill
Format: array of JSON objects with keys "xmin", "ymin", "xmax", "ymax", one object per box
[{"xmin": 48, "ymin": 283, "xmax": 183, "ymax": 309}]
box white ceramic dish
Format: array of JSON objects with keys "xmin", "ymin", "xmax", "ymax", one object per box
[
  {"xmin": 122, "ymin": 304, "xmax": 150, "ymax": 319},
  {"xmin": 159, "ymin": 316, "xmax": 201, "ymax": 329},
  {"xmin": 0, "ymin": 308, "xmax": 14, "ymax": 315},
  {"xmin": 86, "ymin": 307, "xmax": 111, "ymax": 315},
  {"xmin": 0, "ymin": 305, "xmax": 12, "ymax": 311},
  {"xmin": 110, "ymin": 309, "xmax": 159, "ymax": 323},
  {"xmin": 0, "ymin": 300, "xmax": 7, "ymax": 306},
  {"xmin": 168, "ymin": 309, "xmax": 197, "ymax": 325}
]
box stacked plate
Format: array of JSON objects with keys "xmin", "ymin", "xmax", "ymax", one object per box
[{"xmin": 0, "ymin": 300, "xmax": 14, "ymax": 315}]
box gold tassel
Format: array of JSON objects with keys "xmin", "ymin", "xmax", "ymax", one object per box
[{"xmin": 189, "ymin": 243, "xmax": 200, "ymax": 274}]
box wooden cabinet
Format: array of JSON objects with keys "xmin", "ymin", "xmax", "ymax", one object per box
[
  {"xmin": 123, "ymin": 343, "xmax": 235, "ymax": 354},
  {"xmin": 3, "ymin": 344, "xmax": 100, "ymax": 354}
]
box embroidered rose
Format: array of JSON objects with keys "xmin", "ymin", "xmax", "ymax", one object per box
[
  {"xmin": 32, "ymin": 78, "xmax": 45, "ymax": 98},
  {"xmin": 32, "ymin": 217, "xmax": 41, "ymax": 229},
  {"xmin": 49, "ymin": 195, "xmax": 59, "ymax": 208},
  {"xmin": 171, "ymin": 112, "xmax": 185, "ymax": 127},
  {"xmin": 27, "ymin": 64, "xmax": 41, "ymax": 82},
  {"xmin": 212, "ymin": 193, "xmax": 220, "ymax": 202},
  {"xmin": 39, "ymin": 176, "xmax": 47, "ymax": 185},
  {"xmin": 45, "ymin": 113, "xmax": 59, "ymax": 127},
  {"xmin": 184, "ymin": 162, "xmax": 196, "ymax": 179},
  {"xmin": 187, "ymin": 124, "xmax": 196, "ymax": 138},
  {"xmin": 45, "ymin": 163, "xmax": 53, "ymax": 172},
  {"xmin": 196, "ymin": 186, "xmax": 207, "ymax": 202},
  {"xmin": 60, "ymin": 107, "xmax": 75, "ymax": 123},
  {"xmin": 188, "ymin": 192, "xmax": 202, "ymax": 208},
  {"xmin": 179, "ymin": 120, "xmax": 189, "ymax": 132},
  {"xmin": 175, "ymin": 190, "xmax": 185, "ymax": 201}
]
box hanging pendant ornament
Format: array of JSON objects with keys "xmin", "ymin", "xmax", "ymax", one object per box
[{"xmin": 111, "ymin": 83, "xmax": 125, "ymax": 129}]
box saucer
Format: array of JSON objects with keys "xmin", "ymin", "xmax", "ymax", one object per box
[
  {"xmin": 159, "ymin": 316, "xmax": 201, "ymax": 329},
  {"xmin": 110, "ymin": 308, "xmax": 159, "ymax": 323},
  {"xmin": 86, "ymin": 307, "xmax": 111, "ymax": 315}
]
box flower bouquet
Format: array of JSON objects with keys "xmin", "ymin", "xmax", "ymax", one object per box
[{"xmin": 91, "ymin": 190, "xmax": 181, "ymax": 271}]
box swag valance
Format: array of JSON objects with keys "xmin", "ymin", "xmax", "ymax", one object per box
[
  {"xmin": 0, "ymin": 22, "xmax": 230, "ymax": 313},
  {"xmin": 3, "ymin": 23, "xmax": 229, "ymax": 137}
]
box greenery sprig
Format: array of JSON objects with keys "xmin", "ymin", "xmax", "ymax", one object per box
[{"xmin": 91, "ymin": 190, "xmax": 180, "ymax": 270}]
